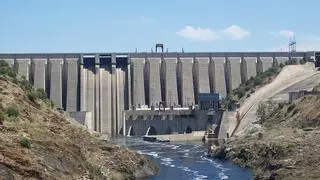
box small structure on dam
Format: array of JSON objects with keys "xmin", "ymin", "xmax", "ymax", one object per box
[{"xmin": 0, "ymin": 50, "xmax": 317, "ymax": 136}]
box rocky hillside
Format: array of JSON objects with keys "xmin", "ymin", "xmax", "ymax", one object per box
[
  {"xmin": 0, "ymin": 61, "xmax": 158, "ymax": 179},
  {"xmin": 212, "ymin": 95, "xmax": 320, "ymax": 180}
]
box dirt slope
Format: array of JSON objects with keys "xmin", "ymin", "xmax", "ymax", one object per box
[
  {"xmin": 234, "ymin": 63, "xmax": 317, "ymax": 136},
  {"xmin": 0, "ymin": 65, "xmax": 157, "ymax": 179}
]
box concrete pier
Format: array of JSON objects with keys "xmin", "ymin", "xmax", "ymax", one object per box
[
  {"xmin": 242, "ymin": 57, "xmax": 257, "ymax": 81},
  {"xmin": 210, "ymin": 57, "xmax": 227, "ymax": 97},
  {"xmin": 227, "ymin": 57, "xmax": 242, "ymax": 91},
  {"xmin": 100, "ymin": 62, "xmax": 112, "ymax": 134},
  {"xmin": 146, "ymin": 58, "xmax": 162, "ymax": 107},
  {"xmin": 194, "ymin": 57, "xmax": 210, "ymax": 94},
  {"xmin": 116, "ymin": 68, "xmax": 126, "ymax": 135},
  {"xmin": 95, "ymin": 62, "xmax": 100, "ymax": 132},
  {"xmin": 131, "ymin": 58, "xmax": 146, "ymax": 107},
  {"xmin": 16, "ymin": 58, "xmax": 30, "ymax": 80},
  {"xmin": 65, "ymin": 58, "xmax": 79, "ymax": 112},
  {"xmin": 111, "ymin": 65, "xmax": 117, "ymax": 135},
  {"xmin": 80, "ymin": 64, "xmax": 87, "ymax": 111},
  {"xmin": 258, "ymin": 57, "xmax": 274, "ymax": 73},
  {"xmin": 49, "ymin": 59, "xmax": 63, "ymax": 108},
  {"xmin": 32, "ymin": 58, "xmax": 47, "ymax": 90},
  {"xmin": 86, "ymin": 64, "xmax": 96, "ymax": 130},
  {"xmin": 178, "ymin": 58, "xmax": 194, "ymax": 106},
  {"xmin": 163, "ymin": 58, "xmax": 179, "ymax": 106},
  {"xmin": 275, "ymin": 57, "xmax": 288, "ymax": 66}
]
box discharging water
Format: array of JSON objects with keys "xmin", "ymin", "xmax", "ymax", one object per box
[{"xmin": 112, "ymin": 137, "xmax": 252, "ymax": 180}]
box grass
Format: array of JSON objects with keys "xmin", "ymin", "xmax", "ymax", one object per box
[
  {"xmin": 20, "ymin": 137, "xmax": 31, "ymax": 148},
  {"xmin": 6, "ymin": 106, "xmax": 19, "ymax": 118}
]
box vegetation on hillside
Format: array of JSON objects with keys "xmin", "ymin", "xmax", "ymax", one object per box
[
  {"xmin": 0, "ymin": 60, "xmax": 158, "ymax": 179},
  {"xmin": 222, "ymin": 65, "xmax": 282, "ymax": 110}
]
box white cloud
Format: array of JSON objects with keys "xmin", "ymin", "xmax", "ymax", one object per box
[
  {"xmin": 269, "ymin": 30, "xmax": 295, "ymax": 38},
  {"xmin": 177, "ymin": 25, "xmax": 250, "ymax": 41},
  {"xmin": 176, "ymin": 26, "xmax": 219, "ymax": 42},
  {"xmin": 222, "ymin": 25, "xmax": 250, "ymax": 40},
  {"xmin": 279, "ymin": 30, "xmax": 294, "ymax": 38}
]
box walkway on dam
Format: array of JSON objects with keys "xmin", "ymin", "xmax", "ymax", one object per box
[{"xmin": 231, "ymin": 63, "xmax": 318, "ymax": 136}]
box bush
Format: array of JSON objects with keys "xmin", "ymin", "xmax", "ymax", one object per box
[
  {"xmin": 253, "ymin": 76, "xmax": 263, "ymax": 86},
  {"xmin": 27, "ymin": 88, "xmax": 48, "ymax": 103},
  {"xmin": 287, "ymin": 104, "xmax": 296, "ymax": 113},
  {"xmin": 20, "ymin": 137, "xmax": 31, "ymax": 148},
  {"xmin": 0, "ymin": 60, "xmax": 9, "ymax": 67},
  {"xmin": 0, "ymin": 111, "xmax": 5, "ymax": 125},
  {"xmin": 27, "ymin": 91, "xmax": 37, "ymax": 102},
  {"xmin": 237, "ymin": 88, "xmax": 245, "ymax": 99},
  {"xmin": 299, "ymin": 58, "xmax": 307, "ymax": 64},
  {"xmin": 0, "ymin": 60, "xmax": 16, "ymax": 78},
  {"xmin": 35, "ymin": 89, "xmax": 47, "ymax": 100},
  {"xmin": 19, "ymin": 79, "xmax": 33, "ymax": 91},
  {"xmin": 6, "ymin": 106, "xmax": 19, "ymax": 117},
  {"xmin": 279, "ymin": 63, "xmax": 284, "ymax": 68}
]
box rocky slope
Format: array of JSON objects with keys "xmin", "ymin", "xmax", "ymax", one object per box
[
  {"xmin": 0, "ymin": 61, "xmax": 158, "ymax": 179},
  {"xmin": 212, "ymin": 95, "xmax": 320, "ymax": 179}
]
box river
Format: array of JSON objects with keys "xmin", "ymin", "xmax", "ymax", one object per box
[{"xmin": 112, "ymin": 137, "xmax": 252, "ymax": 180}]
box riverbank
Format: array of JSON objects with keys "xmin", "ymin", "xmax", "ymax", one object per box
[
  {"xmin": 0, "ymin": 61, "xmax": 158, "ymax": 179},
  {"xmin": 212, "ymin": 96, "xmax": 320, "ymax": 179}
]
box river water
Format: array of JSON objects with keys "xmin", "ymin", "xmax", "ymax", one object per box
[{"xmin": 112, "ymin": 137, "xmax": 252, "ymax": 180}]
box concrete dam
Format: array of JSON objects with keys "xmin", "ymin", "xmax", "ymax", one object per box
[{"xmin": 0, "ymin": 51, "xmax": 315, "ymax": 136}]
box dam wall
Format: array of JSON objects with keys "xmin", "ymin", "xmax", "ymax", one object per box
[{"xmin": 0, "ymin": 51, "xmax": 309, "ymax": 135}]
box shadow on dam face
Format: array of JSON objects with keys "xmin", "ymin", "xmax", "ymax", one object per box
[
  {"xmin": 185, "ymin": 126, "xmax": 192, "ymax": 134},
  {"xmin": 83, "ymin": 57, "xmax": 95, "ymax": 69}
]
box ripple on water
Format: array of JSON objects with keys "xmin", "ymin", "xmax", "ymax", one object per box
[
  {"xmin": 200, "ymin": 155, "xmax": 230, "ymax": 180},
  {"xmin": 160, "ymin": 157, "xmax": 175, "ymax": 167},
  {"xmin": 137, "ymin": 150, "xmax": 160, "ymax": 159},
  {"xmin": 219, "ymin": 172, "xmax": 229, "ymax": 180}
]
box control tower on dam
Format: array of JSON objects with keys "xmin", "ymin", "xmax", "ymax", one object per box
[{"xmin": 0, "ymin": 51, "xmax": 316, "ymax": 136}]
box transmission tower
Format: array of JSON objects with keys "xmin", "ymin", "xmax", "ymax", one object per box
[
  {"xmin": 289, "ymin": 35, "xmax": 296, "ymax": 52},
  {"xmin": 288, "ymin": 35, "xmax": 297, "ymax": 64}
]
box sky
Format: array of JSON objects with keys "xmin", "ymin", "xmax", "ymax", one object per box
[{"xmin": 1, "ymin": 0, "xmax": 320, "ymax": 53}]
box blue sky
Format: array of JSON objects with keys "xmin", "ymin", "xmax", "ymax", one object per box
[{"xmin": 1, "ymin": 0, "xmax": 320, "ymax": 53}]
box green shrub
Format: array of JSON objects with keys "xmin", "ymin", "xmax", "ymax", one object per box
[
  {"xmin": 0, "ymin": 68, "xmax": 16, "ymax": 78},
  {"xmin": 35, "ymin": 89, "xmax": 47, "ymax": 100},
  {"xmin": 279, "ymin": 63, "xmax": 284, "ymax": 68},
  {"xmin": 287, "ymin": 104, "xmax": 296, "ymax": 113},
  {"xmin": 6, "ymin": 106, "xmax": 19, "ymax": 117},
  {"xmin": 20, "ymin": 137, "xmax": 31, "ymax": 148},
  {"xmin": 300, "ymin": 58, "xmax": 307, "ymax": 64},
  {"xmin": 87, "ymin": 163, "xmax": 103, "ymax": 179},
  {"xmin": 19, "ymin": 79, "xmax": 33, "ymax": 91},
  {"xmin": 253, "ymin": 76, "xmax": 263, "ymax": 86},
  {"xmin": 0, "ymin": 60, "xmax": 9, "ymax": 67},
  {"xmin": 27, "ymin": 89, "xmax": 48, "ymax": 103},
  {"xmin": 0, "ymin": 111, "xmax": 5, "ymax": 125},
  {"xmin": 237, "ymin": 88, "xmax": 245, "ymax": 98},
  {"xmin": 27, "ymin": 91, "xmax": 37, "ymax": 102}
]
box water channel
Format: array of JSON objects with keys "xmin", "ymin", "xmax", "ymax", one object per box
[{"xmin": 112, "ymin": 137, "xmax": 252, "ymax": 180}]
